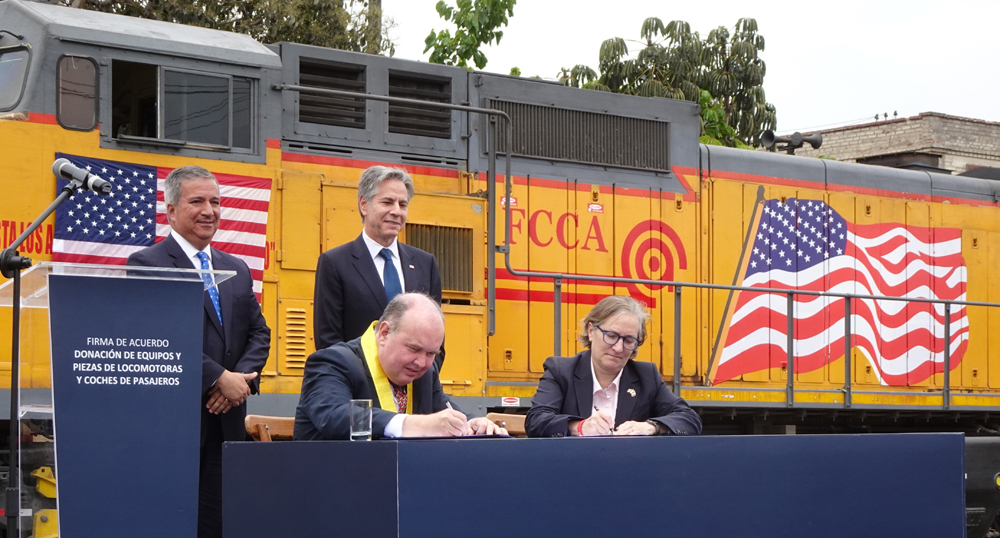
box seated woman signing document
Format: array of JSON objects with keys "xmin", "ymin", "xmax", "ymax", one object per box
[{"xmin": 525, "ymin": 296, "xmax": 702, "ymax": 437}]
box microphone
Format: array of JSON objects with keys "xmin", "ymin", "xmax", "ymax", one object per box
[{"xmin": 52, "ymin": 158, "xmax": 112, "ymax": 194}]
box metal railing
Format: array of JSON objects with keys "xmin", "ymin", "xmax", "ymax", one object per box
[{"xmin": 533, "ymin": 276, "xmax": 998, "ymax": 410}]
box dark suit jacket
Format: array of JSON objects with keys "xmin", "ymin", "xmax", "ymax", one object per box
[
  {"xmin": 126, "ymin": 234, "xmax": 271, "ymax": 443},
  {"xmin": 294, "ymin": 337, "xmax": 457, "ymax": 440},
  {"xmin": 313, "ymin": 234, "xmax": 442, "ymax": 351},
  {"xmin": 525, "ymin": 351, "xmax": 702, "ymax": 438}
]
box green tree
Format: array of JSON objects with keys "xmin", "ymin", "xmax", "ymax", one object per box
[
  {"xmin": 558, "ymin": 65, "xmax": 602, "ymax": 90},
  {"xmin": 701, "ymin": 18, "xmax": 773, "ymax": 147},
  {"xmin": 67, "ymin": 0, "xmax": 395, "ymax": 54},
  {"xmin": 562, "ymin": 17, "xmax": 776, "ymax": 147},
  {"xmin": 424, "ymin": 0, "xmax": 516, "ymax": 69},
  {"xmin": 699, "ymin": 90, "xmax": 751, "ymax": 149}
]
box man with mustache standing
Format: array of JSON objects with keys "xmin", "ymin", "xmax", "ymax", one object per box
[
  {"xmin": 312, "ymin": 166, "xmax": 444, "ymax": 369},
  {"xmin": 126, "ymin": 166, "xmax": 270, "ymax": 538}
]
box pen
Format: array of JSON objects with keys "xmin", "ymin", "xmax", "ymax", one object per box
[
  {"xmin": 447, "ymin": 401, "xmax": 474, "ymax": 433},
  {"xmin": 594, "ymin": 405, "xmax": 613, "ymax": 434}
]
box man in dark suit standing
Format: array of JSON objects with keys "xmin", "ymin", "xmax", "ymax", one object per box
[
  {"xmin": 296, "ymin": 292, "xmax": 503, "ymax": 440},
  {"xmin": 312, "ymin": 166, "xmax": 443, "ymax": 367},
  {"xmin": 126, "ymin": 166, "xmax": 270, "ymax": 538}
]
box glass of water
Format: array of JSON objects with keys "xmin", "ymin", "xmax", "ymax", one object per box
[{"xmin": 349, "ymin": 399, "xmax": 372, "ymax": 441}]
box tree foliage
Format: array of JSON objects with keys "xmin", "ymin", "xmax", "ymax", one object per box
[
  {"xmin": 699, "ymin": 90, "xmax": 751, "ymax": 149},
  {"xmin": 424, "ymin": 0, "xmax": 516, "ymax": 69},
  {"xmin": 558, "ymin": 65, "xmax": 603, "ymax": 90},
  {"xmin": 68, "ymin": 0, "xmax": 394, "ymax": 54},
  {"xmin": 562, "ymin": 17, "xmax": 776, "ymax": 147}
]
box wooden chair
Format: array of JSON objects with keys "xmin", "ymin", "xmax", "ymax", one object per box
[
  {"xmin": 486, "ymin": 413, "xmax": 526, "ymax": 437},
  {"xmin": 245, "ymin": 414, "xmax": 295, "ymax": 442}
]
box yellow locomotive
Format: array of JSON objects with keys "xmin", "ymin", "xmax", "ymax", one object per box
[{"xmin": 2, "ymin": 0, "xmax": 1000, "ymax": 439}]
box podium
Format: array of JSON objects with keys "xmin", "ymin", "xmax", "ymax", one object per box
[
  {"xmin": 223, "ymin": 433, "xmax": 965, "ymax": 538},
  {"xmin": 0, "ymin": 262, "xmax": 234, "ymax": 538}
]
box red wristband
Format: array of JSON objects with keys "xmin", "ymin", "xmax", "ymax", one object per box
[{"xmin": 576, "ymin": 419, "xmax": 585, "ymax": 436}]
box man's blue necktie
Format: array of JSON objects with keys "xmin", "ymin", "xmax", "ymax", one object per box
[
  {"xmin": 379, "ymin": 248, "xmax": 402, "ymax": 302},
  {"xmin": 196, "ymin": 251, "xmax": 223, "ymax": 327}
]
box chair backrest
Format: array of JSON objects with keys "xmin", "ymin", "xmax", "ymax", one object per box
[
  {"xmin": 485, "ymin": 413, "xmax": 526, "ymax": 437},
  {"xmin": 245, "ymin": 414, "xmax": 295, "ymax": 441}
]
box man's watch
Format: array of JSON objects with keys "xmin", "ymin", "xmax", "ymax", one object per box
[{"xmin": 647, "ymin": 419, "xmax": 663, "ymax": 435}]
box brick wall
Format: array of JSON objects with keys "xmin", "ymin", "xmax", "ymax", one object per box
[{"xmin": 787, "ymin": 113, "xmax": 1000, "ymax": 174}]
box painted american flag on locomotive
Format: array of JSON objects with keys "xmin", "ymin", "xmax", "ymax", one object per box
[
  {"xmin": 51, "ymin": 153, "xmax": 271, "ymax": 298},
  {"xmin": 712, "ymin": 197, "xmax": 967, "ymax": 387}
]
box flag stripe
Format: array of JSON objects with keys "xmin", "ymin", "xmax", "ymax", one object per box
[
  {"xmin": 155, "ymin": 213, "xmax": 267, "ymax": 236},
  {"xmin": 53, "ymin": 238, "xmax": 146, "ymax": 260},
  {"xmin": 715, "ymin": 324, "xmax": 970, "ymax": 385},
  {"xmin": 209, "ymin": 241, "xmax": 266, "ymax": 260},
  {"xmin": 49, "ymin": 252, "xmax": 134, "ymax": 266},
  {"xmin": 220, "ymin": 208, "xmax": 269, "ymax": 226},
  {"xmin": 727, "ymin": 292, "xmax": 968, "ymax": 338}
]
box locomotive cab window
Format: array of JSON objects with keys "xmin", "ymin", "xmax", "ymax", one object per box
[
  {"xmin": 0, "ymin": 46, "xmax": 30, "ymax": 111},
  {"xmin": 58, "ymin": 55, "xmax": 98, "ymax": 131},
  {"xmin": 111, "ymin": 59, "xmax": 255, "ymax": 151}
]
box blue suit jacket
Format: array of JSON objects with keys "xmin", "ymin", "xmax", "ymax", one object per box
[
  {"xmin": 313, "ymin": 234, "xmax": 442, "ymax": 350},
  {"xmin": 525, "ymin": 351, "xmax": 702, "ymax": 438},
  {"xmin": 126, "ymin": 234, "xmax": 271, "ymax": 443},
  {"xmin": 294, "ymin": 337, "xmax": 457, "ymax": 440}
]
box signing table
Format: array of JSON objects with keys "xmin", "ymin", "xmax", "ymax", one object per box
[{"xmin": 223, "ymin": 433, "xmax": 964, "ymax": 538}]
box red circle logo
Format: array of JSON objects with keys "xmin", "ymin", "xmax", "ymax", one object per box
[{"xmin": 620, "ymin": 220, "xmax": 687, "ymax": 303}]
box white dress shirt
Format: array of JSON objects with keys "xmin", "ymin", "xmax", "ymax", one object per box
[
  {"xmin": 590, "ymin": 359, "xmax": 623, "ymax": 424},
  {"xmin": 171, "ymin": 229, "xmax": 214, "ymax": 275},
  {"xmin": 171, "ymin": 230, "xmax": 221, "ymax": 386},
  {"xmin": 383, "ymin": 397, "xmax": 407, "ymax": 438},
  {"xmin": 361, "ymin": 229, "xmax": 406, "ymax": 292}
]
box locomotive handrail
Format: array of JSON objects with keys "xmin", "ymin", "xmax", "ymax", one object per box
[
  {"xmin": 274, "ymin": 84, "xmax": 513, "ymax": 337},
  {"xmin": 497, "ymin": 263, "xmax": 1000, "ymax": 411}
]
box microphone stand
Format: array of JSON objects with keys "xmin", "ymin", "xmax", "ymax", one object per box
[{"xmin": 0, "ymin": 176, "xmax": 91, "ymax": 536}]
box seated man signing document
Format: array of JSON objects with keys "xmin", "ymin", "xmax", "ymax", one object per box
[{"xmin": 295, "ymin": 292, "xmax": 505, "ymax": 439}]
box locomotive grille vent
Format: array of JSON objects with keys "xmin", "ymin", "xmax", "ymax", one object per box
[
  {"xmin": 282, "ymin": 306, "xmax": 309, "ymax": 369},
  {"xmin": 388, "ymin": 72, "xmax": 451, "ymax": 139},
  {"xmin": 406, "ymin": 224, "xmax": 473, "ymax": 292},
  {"xmin": 488, "ymin": 99, "xmax": 671, "ymax": 172},
  {"xmin": 298, "ymin": 59, "xmax": 366, "ymax": 129}
]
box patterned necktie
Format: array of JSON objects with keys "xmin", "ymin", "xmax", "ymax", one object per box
[
  {"xmin": 379, "ymin": 248, "xmax": 402, "ymax": 302},
  {"xmin": 390, "ymin": 383, "xmax": 408, "ymax": 413},
  {"xmin": 196, "ymin": 251, "xmax": 223, "ymax": 327}
]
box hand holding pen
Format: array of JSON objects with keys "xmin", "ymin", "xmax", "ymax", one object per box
[
  {"xmin": 578, "ymin": 405, "xmax": 614, "ymax": 436},
  {"xmin": 447, "ymin": 401, "xmax": 509, "ymax": 437}
]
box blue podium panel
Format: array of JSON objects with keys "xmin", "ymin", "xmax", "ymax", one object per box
[
  {"xmin": 222, "ymin": 442, "xmax": 399, "ymax": 537},
  {"xmin": 48, "ymin": 275, "xmax": 203, "ymax": 538},
  {"xmin": 223, "ymin": 434, "xmax": 965, "ymax": 538}
]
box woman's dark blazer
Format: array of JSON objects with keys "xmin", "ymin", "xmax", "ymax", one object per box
[{"xmin": 525, "ymin": 351, "xmax": 702, "ymax": 438}]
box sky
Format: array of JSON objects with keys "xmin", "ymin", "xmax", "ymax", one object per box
[{"xmin": 380, "ymin": 0, "xmax": 1000, "ymax": 134}]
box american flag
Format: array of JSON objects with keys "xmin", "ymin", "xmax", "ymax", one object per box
[
  {"xmin": 713, "ymin": 198, "xmax": 968, "ymax": 387},
  {"xmin": 52, "ymin": 153, "xmax": 272, "ymax": 298}
]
